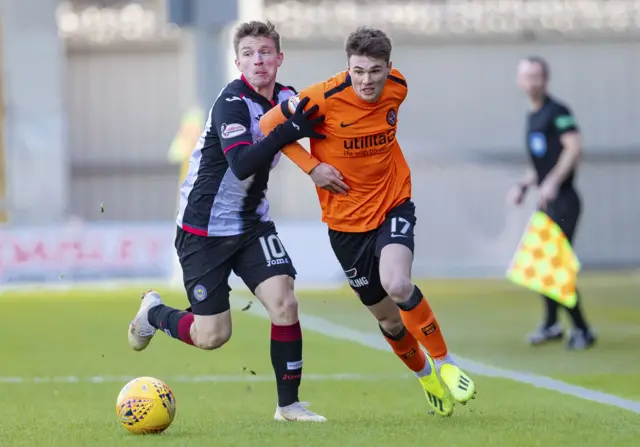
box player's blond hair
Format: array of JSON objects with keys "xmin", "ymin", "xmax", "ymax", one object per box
[
  {"xmin": 233, "ymin": 20, "xmax": 281, "ymax": 55},
  {"xmin": 345, "ymin": 27, "xmax": 392, "ymax": 63}
]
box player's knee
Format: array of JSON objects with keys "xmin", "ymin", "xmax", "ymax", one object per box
[
  {"xmin": 381, "ymin": 275, "xmax": 413, "ymax": 302},
  {"xmin": 193, "ymin": 326, "xmax": 232, "ymax": 351},
  {"xmin": 267, "ymin": 292, "xmax": 299, "ymax": 326},
  {"xmin": 256, "ymin": 275, "xmax": 299, "ymax": 325}
]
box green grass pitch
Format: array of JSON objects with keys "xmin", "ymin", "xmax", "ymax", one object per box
[{"xmin": 1, "ymin": 272, "xmax": 639, "ymax": 446}]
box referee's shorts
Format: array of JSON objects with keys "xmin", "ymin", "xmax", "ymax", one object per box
[{"xmin": 541, "ymin": 188, "xmax": 581, "ymax": 243}]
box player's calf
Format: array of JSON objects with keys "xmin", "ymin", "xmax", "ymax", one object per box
[
  {"xmin": 138, "ymin": 289, "xmax": 233, "ymax": 351},
  {"xmin": 255, "ymin": 275, "xmax": 306, "ymax": 409},
  {"xmin": 189, "ymin": 314, "xmax": 232, "ymax": 350},
  {"xmin": 372, "ymin": 297, "xmax": 406, "ymax": 336},
  {"xmin": 379, "ymin": 245, "xmax": 449, "ymax": 360},
  {"xmin": 370, "ymin": 298, "xmax": 429, "ymax": 373},
  {"xmin": 392, "ymin": 285, "xmax": 449, "ymax": 358}
]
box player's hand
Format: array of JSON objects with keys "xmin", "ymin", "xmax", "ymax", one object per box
[
  {"xmin": 507, "ymin": 184, "xmax": 527, "ymax": 206},
  {"xmin": 538, "ymin": 178, "xmax": 558, "ymax": 210},
  {"xmin": 285, "ymin": 96, "xmax": 326, "ymax": 141},
  {"xmin": 309, "ymin": 163, "xmax": 350, "ymax": 195}
]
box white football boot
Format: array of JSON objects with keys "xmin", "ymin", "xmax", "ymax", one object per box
[
  {"xmin": 128, "ymin": 290, "xmax": 163, "ymax": 351},
  {"xmin": 274, "ymin": 402, "xmax": 327, "ymax": 422}
]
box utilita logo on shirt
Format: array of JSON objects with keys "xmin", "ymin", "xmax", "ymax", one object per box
[{"xmin": 221, "ymin": 123, "xmax": 247, "ymax": 139}]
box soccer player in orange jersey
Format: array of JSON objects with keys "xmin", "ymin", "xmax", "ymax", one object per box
[{"xmin": 260, "ymin": 27, "xmax": 476, "ymax": 416}]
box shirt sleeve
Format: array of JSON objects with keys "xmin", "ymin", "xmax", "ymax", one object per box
[
  {"xmin": 211, "ymin": 93, "xmax": 289, "ymax": 180},
  {"xmin": 259, "ymin": 84, "xmax": 326, "ymax": 174},
  {"xmin": 388, "ymin": 68, "xmax": 408, "ymax": 104},
  {"xmin": 553, "ymin": 104, "xmax": 579, "ymax": 136}
]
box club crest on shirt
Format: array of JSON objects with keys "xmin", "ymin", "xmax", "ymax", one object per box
[
  {"xmin": 221, "ymin": 123, "xmax": 247, "ymax": 139},
  {"xmin": 386, "ymin": 108, "xmax": 397, "ymax": 126},
  {"xmin": 529, "ymin": 131, "xmax": 547, "ymax": 157}
]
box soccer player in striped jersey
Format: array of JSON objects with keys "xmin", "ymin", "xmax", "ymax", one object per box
[{"xmin": 127, "ymin": 21, "xmax": 327, "ymax": 422}]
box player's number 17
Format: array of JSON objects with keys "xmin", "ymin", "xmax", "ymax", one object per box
[{"xmin": 390, "ymin": 217, "xmax": 411, "ymax": 238}]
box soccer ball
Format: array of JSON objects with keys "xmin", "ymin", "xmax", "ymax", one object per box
[{"xmin": 116, "ymin": 376, "xmax": 176, "ymax": 434}]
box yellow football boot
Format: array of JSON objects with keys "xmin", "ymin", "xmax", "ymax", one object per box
[
  {"xmin": 417, "ymin": 355, "xmax": 454, "ymax": 416},
  {"xmin": 439, "ymin": 363, "xmax": 477, "ymax": 404}
]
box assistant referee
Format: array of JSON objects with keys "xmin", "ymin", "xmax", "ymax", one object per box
[{"xmin": 508, "ymin": 56, "xmax": 595, "ymax": 350}]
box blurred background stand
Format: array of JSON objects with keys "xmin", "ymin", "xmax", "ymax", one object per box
[{"xmin": 0, "ymin": 0, "xmax": 639, "ymax": 288}]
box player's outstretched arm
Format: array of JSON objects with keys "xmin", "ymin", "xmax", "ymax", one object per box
[
  {"xmin": 260, "ymin": 95, "xmax": 349, "ymax": 195},
  {"xmin": 307, "ymin": 162, "xmax": 350, "ymax": 195},
  {"xmin": 260, "ymin": 100, "xmax": 322, "ymax": 174},
  {"xmin": 218, "ymin": 96, "xmax": 324, "ymax": 180}
]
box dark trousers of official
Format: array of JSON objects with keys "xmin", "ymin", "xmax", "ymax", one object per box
[{"xmin": 540, "ymin": 189, "xmax": 590, "ymax": 331}]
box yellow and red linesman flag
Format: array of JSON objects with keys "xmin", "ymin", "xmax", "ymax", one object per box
[{"xmin": 507, "ymin": 211, "xmax": 581, "ymax": 308}]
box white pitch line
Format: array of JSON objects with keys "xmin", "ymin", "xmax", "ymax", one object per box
[
  {"xmin": 0, "ymin": 373, "xmax": 409, "ymax": 385},
  {"xmin": 234, "ymin": 299, "xmax": 640, "ymax": 415}
]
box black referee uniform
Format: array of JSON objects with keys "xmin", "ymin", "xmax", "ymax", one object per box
[{"xmin": 525, "ymin": 95, "xmax": 595, "ymax": 350}]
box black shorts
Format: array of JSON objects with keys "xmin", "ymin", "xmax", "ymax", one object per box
[
  {"xmin": 175, "ymin": 221, "xmax": 297, "ymax": 316},
  {"xmin": 541, "ymin": 188, "xmax": 581, "ymax": 243},
  {"xmin": 329, "ymin": 200, "xmax": 416, "ymax": 307}
]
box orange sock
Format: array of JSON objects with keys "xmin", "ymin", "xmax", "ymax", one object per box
[
  {"xmin": 398, "ymin": 286, "xmax": 449, "ymax": 360},
  {"xmin": 380, "ymin": 326, "xmax": 427, "ymax": 373}
]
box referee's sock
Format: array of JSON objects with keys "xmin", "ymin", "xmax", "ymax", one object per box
[
  {"xmin": 542, "ymin": 296, "xmax": 559, "ymax": 328},
  {"xmin": 566, "ymin": 290, "xmax": 590, "ymax": 331}
]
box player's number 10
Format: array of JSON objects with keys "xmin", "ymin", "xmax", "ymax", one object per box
[{"xmin": 259, "ymin": 234, "xmax": 287, "ymax": 261}]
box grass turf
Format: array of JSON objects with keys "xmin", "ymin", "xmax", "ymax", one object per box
[{"xmin": 1, "ymin": 273, "xmax": 639, "ymax": 446}]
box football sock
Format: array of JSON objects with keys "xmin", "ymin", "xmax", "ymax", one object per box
[
  {"xmin": 434, "ymin": 354, "xmax": 456, "ymax": 371},
  {"xmin": 271, "ymin": 321, "xmax": 303, "ymax": 407},
  {"xmin": 379, "ymin": 325, "xmax": 430, "ymax": 376},
  {"xmin": 566, "ymin": 290, "xmax": 589, "ymax": 331},
  {"xmin": 542, "ymin": 295, "xmax": 559, "ymax": 328},
  {"xmin": 397, "ymin": 286, "xmax": 449, "ymax": 360},
  {"xmin": 147, "ymin": 305, "xmax": 194, "ymax": 346}
]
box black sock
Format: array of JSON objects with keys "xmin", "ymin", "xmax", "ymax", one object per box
[
  {"xmin": 147, "ymin": 304, "xmax": 194, "ymax": 345},
  {"xmin": 542, "ymin": 296, "xmax": 559, "ymax": 328},
  {"xmin": 270, "ymin": 321, "xmax": 303, "ymax": 407},
  {"xmin": 566, "ymin": 290, "xmax": 589, "ymax": 331},
  {"xmin": 396, "ymin": 285, "xmax": 423, "ymax": 312},
  {"xmin": 379, "ymin": 324, "xmax": 405, "ymax": 340}
]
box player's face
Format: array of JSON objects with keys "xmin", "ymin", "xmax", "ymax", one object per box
[
  {"xmin": 516, "ymin": 60, "xmax": 546, "ymax": 99},
  {"xmin": 235, "ymin": 36, "xmax": 283, "ymax": 89},
  {"xmin": 348, "ymin": 55, "xmax": 391, "ymax": 103}
]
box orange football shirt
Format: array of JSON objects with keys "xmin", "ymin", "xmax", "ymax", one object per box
[{"xmin": 259, "ymin": 68, "xmax": 411, "ymax": 233}]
